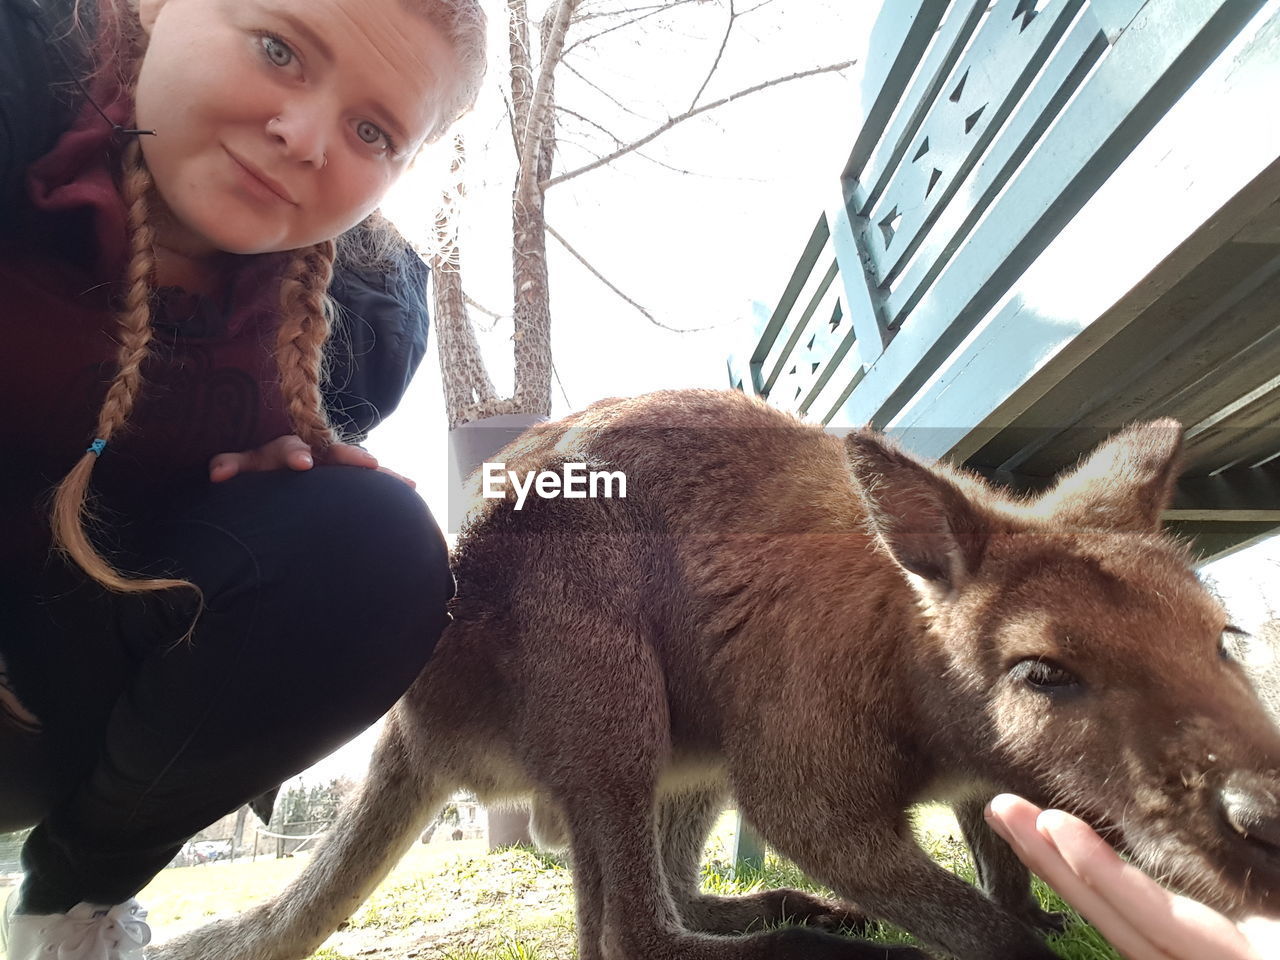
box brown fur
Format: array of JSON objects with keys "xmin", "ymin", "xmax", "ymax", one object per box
[{"xmin": 152, "ymin": 388, "xmax": 1280, "ymax": 960}]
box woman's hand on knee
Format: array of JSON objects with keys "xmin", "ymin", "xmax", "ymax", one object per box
[{"xmin": 209, "ymin": 434, "xmax": 415, "ymax": 488}]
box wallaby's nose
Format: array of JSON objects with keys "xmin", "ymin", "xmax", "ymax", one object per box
[{"xmin": 1219, "ymin": 771, "xmax": 1280, "ymax": 854}]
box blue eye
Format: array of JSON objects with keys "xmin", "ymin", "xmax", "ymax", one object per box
[
  {"xmin": 355, "ymin": 119, "xmax": 397, "ymax": 154},
  {"xmin": 259, "ymin": 33, "xmax": 295, "ymax": 68}
]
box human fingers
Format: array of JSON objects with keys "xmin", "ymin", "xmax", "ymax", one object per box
[
  {"xmin": 209, "ymin": 435, "xmax": 313, "ymax": 482},
  {"xmin": 1038, "ymin": 808, "xmax": 1265, "ymax": 960},
  {"xmin": 375, "ymin": 464, "xmax": 416, "ymax": 489},
  {"xmin": 321, "ymin": 442, "xmax": 380, "ymax": 469},
  {"xmin": 319, "ymin": 443, "xmax": 415, "ymax": 487},
  {"xmin": 985, "ymin": 795, "xmax": 1177, "ymax": 960}
]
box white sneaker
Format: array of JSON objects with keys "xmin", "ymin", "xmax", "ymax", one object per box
[{"xmin": 0, "ymin": 891, "xmax": 151, "ymax": 960}]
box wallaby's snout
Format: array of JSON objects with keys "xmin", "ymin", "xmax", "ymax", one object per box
[{"xmin": 1220, "ymin": 769, "xmax": 1280, "ymax": 862}]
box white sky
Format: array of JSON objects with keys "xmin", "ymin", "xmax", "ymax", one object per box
[{"xmin": 294, "ymin": 0, "xmax": 1280, "ymax": 787}]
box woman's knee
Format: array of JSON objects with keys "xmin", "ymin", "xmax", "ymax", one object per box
[
  {"xmin": 303, "ymin": 467, "xmax": 452, "ymax": 612},
  {"xmin": 159, "ymin": 467, "xmax": 453, "ymax": 633}
]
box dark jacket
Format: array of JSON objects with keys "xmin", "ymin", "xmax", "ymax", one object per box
[{"xmin": 0, "ymin": 0, "xmax": 431, "ymax": 444}]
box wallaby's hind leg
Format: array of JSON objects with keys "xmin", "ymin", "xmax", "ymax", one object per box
[
  {"xmin": 568, "ymin": 825, "xmax": 608, "ymax": 960},
  {"xmin": 953, "ymin": 797, "xmax": 1067, "ymax": 935},
  {"xmin": 149, "ymin": 707, "xmax": 451, "ymax": 960},
  {"xmin": 523, "ymin": 634, "xmax": 925, "ymax": 960},
  {"xmin": 660, "ymin": 787, "xmax": 870, "ymax": 936}
]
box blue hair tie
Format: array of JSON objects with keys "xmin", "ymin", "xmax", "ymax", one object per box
[{"xmin": 87, "ymin": 438, "xmax": 107, "ymax": 457}]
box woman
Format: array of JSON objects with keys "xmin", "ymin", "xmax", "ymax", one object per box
[{"xmin": 0, "ymin": 0, "xmax": 485, "ymax": 956}]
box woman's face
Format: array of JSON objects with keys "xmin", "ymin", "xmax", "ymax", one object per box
[{"xmin": 135, "ymin": 0, "xmax": 456, "ymax": 257}]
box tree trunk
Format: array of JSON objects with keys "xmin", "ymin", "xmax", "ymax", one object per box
[
  {"xmin": 231, "ymin": 805, "xmax": 249, "ymax": 863},
  {"xmin": 432, "ymin": 135, "xmax": 511, "ymax": 429},
  {"xmin": 508, "ymin": 0, "xmax": 577, "ymax": 417}
]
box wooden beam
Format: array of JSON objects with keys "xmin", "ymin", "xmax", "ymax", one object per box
[
  {"xmin": 829, "ymin": 187, "xmax": 891, "ymax": 366},
  {"xmin": 970, "ymin": 463, "xmax": 1280, "ymax": 520},
  {"xmin": 760, "ymin": 260, "xmax": 839, "ymax": 399},
  {"xmin": 750, "ymin": 216, "xmax": 829, "ymax": 367},
  {"xmin": 844, "ymin": 0, "xmax": 949, "ymax": 182},
  {"xmin": 1169, "ymin": 464, "xmax": 1280, "ymax": 521},
  {"xmin": 1167, "ymin": 520, "xmax": 1280, "ymax": 563},
  {"xmin": 990, "ymin": 246, "xmax": 1280, "ymax": 475}
]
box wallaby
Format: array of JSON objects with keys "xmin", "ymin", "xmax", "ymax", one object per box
[{"xmin": 152, "ymin": 388, "xmax": 1280, "ymax": 960}]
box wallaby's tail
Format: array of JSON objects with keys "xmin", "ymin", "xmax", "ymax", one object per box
[{"xmin": 150, "ymin": 710, "xmax": 447, "ymax": 960}]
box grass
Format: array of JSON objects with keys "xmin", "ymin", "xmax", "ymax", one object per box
[{"xmin": 136, "ymin": 806, "xmax": 1122, "ymax": 960}]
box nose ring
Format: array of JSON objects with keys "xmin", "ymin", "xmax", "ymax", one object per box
[{"xmin": 268, "ymin": 117, "xmax": 326, "ymax": 168}]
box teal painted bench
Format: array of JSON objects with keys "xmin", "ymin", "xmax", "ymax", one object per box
[{"xmin": 730, "ymin": 0, "xmax": 1280, "ymax": 560}]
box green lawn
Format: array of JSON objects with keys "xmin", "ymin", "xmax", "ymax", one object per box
[{"xmin": 137, "ymin": 806, "xmax": 1120, "ymax": 960}]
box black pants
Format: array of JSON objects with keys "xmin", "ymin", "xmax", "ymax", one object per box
[{"xmin": 0, "ymin": 466, "xmax": 452, "ymax": 913}]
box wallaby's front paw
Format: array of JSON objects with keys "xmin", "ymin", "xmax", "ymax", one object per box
[
  {"xmin": 1020, "ymin": 905, "xmax": 1070, "ymax": 937},
  {"xmin": 769, "ymin": 888, "xmax": 871, "ymax": 934},
  {"xmin": 679, "ymin": 888, "xmax": 870, "ymax": 936}
]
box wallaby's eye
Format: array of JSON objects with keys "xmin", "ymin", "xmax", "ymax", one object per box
[{"xmin": 1010, "ymin": 658, "xmax": 1080, "ymax": 692}]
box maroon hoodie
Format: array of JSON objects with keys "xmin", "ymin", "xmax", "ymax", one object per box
[{"xmin": 1, "ymin": 68, "xmax": 299, "ymax": 569}]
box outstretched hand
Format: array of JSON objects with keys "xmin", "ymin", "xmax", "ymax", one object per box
[
  {"xmin": 209, "ymin": 434, "xmax": 415, "ymax": 488},
  {"xmin": 984, "ymin": 793, "xmax": 1279, "ymax": 960}
]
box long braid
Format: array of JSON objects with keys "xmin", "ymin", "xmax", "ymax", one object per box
[
  {"xmin": 276, "ymin": 239, "xmax": 339, "ymax": 453},
  {"xmin": 50, "ymin": 135, "xmax": 192, "ymax": 595}
]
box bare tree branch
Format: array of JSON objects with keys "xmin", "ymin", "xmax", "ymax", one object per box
[
  {"xmin": 560, "ymin": 60, "xmax": 652, "ymax": 121},
  {"xmin": 556, "ymin": 135, "xmax": 611, "ymax": 164},
  {"xmin": 556, "ymin": 105, "xmax": 757, "ymax": 178},
  {"xmin": 689, "ymin": 0, "xmax": 733, "ymax": 112},
  {"xmin": 501, "ymin": 88, "xmax": 520, "ymax": 153},
  {"xmin": 572, "ymin": 1, "xmax": 692, "ymax": 25},
  {"xmin": 633, "ymin": 150, "xmax": 747, "ymax": 178},
  {"xmin": 517, "ymin": 0, "xmax": 579, "ymax": 199},
  {"xmin": 543, "ymin": 58, "xmax": 856, "ymax": 191},
  {"xmin": 556, "ymin": 104, "xmax": 625, "ymax": 144},
  {"xmin": 507, "ymin": 0, "xmax": 536, "ymax": 140},
  {"xmin": 562, "ymin": 0, "xmax": 702, "ymax": 58},
  {"xmin": 551, "ymin": 355, "xmax": 573, "ymax": 410},
  {"xmin": 464, "ymin": 293, "xmax": 507, "ymax": 332},
  {"xmin": 738, "ymin": 0, "xmax": 779, "ymax": 15},
  {"xmin": 546, "ymin": 222, "xmax": 722, "ymax": 333}
]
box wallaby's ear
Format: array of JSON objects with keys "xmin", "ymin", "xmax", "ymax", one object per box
[
  {"xmin": 1040, "ymin": 418, "xmax": 1183, "ymax": 533},
  {"xmin": 844, "ymin": 431, "xmax": 990, "ymax": 591}
]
